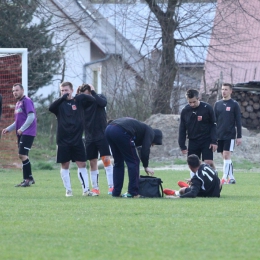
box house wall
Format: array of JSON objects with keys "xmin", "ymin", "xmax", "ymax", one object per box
[
  {"xmin": 101, "ymin": 56, "xmax": 149, "ymax": 119},
  {"xmin": 36, "ymin": 0, "xmax": 145, "ymax": 99},
  {"xmin": 203, "ymin": 0, "xmax": 260, "ymax": 94},
  {"xmin": 36, "ymin": 0, "xmax": 93, "ymax": 96}
]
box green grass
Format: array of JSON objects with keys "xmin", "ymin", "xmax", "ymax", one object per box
[
  {"xmin": 232, "ymin": 159, "xmax": 260, "ymax": 170},
  {"xmin": 173, "ymin": 158, "xmax": 187, "ymax": 165},
  {"xmin": 1, "ymin": 168, "xmax": 260, "ymax": 260},
  {"xmin": 30, "ymin": 134, "xmax": 57, "ymax": 163},
  {"xmin": 148, "ymin": 158, "xmax": 186, "ymax": 168}
]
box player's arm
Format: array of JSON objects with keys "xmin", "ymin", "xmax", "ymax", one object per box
[
  {"xmin": 91, "ymin": 91, "xmax": 107, "ymax": 107},
  {"xmin": 213, "ymin": 102, "xmax": 218, "ymax": 121},
  {"xmin": 180, "ymin": 178, "xmax": 201, "ymax": 198},
  {"xmin": 2, "ymin": 122, "xmax": 16, "ymax": 135},
  {"xmin": 76, "ymin": 93, "xmax": 96, "ymax": 108},
  {"xmin": 49, "ymin": 94, "xmax": 69, "ymax": 114},
  {"xmin": 135, "ymin": 145, "xmax": 153, "ymax": 175},
  {"xmin": 140, "ymin": 126, "xmax": 154, "ymax": 175},
  {"xmin": 209, "ymin": 106, "xmax": 218, "ymax": 151},
  {"xmin": 234, "ymin": 102, "xmax": 242, "ymax": 140},
  {"xmin": 178, "ymin": 110, "xmax": 187, "ymax": 151}
]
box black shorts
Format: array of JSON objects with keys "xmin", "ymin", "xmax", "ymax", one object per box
[
  {"xmin": 184, "ymin": 187, "xmax": 208, "ymax": 197},
  {"xmin": 56, "ymin": 141, "xmax": 86, "ymax": 163},
  {"xmin": 184, "ymin": 186, "xmax": 221, "ymax": 198},
  {"xmin": 217, "ymin": 139, "xmax": 235, "ymax": 153},
  {"xmin": 188, "ymin": 138, "xmax": 213, "ymax": 161},
  {"xmin": 85, "ymin": 137, "xmax": 111, "ymax": 160},
  {"xmin": 18, "ymin": 135, "xmax": 35, "ymax": 156}
]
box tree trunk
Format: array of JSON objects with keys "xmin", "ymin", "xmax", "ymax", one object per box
[
  {"xmin": 145, "ymin": 0, "xmax": 178, "ymax": 114},
  {"xmin": 153, "ymin": 20, "xmax": 177, "ymax": 114}
]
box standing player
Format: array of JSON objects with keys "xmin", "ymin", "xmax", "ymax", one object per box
[
  {"xmin": 49, "ymin": 82, "xmax": 96, "ymax": 197},
  {"xmin": 2, "ymin": 83, "xmax": 37, "ymax": 187},
  {"xmin": 214, "ymin": 83, "xmax": 242, "ymax": 184},
  {"xmin": 163, "ymin": 154, "xmax": 222, "ymax": 198},
  {"xmin": 77, "ymin": 84, "xmax": 113, "ymax": 196},
  {"xmin": 178, "ymin": 89, "xmax": 217, "ymax": 178}
]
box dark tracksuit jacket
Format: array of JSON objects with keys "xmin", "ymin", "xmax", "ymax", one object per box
[
  {"xmin": 49, "ymin": 94, "xmax": 95, "ymax": 145},
  {"xmin": 109, "ymin": 117, "xmax": 155, "ymax": 168},
  {"xmin": 214, "ymin": 99, "xmax": 242, "ymax": 140},
  {"xmin": 178, "ymin": 101, "xmax": 217, "ymax": 151}
]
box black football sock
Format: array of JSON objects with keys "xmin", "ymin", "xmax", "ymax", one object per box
[{"xmin": 22, "ymin": 159, "xmax": 32, "ymax": 180}]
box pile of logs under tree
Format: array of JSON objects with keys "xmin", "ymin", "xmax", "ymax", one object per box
[{"xmin": 232, "ymin": 90, "xmax": 260, "ymax": 129}]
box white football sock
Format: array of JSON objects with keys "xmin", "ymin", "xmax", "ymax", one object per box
[
  {"xmin": 90, "ymin": 170, "xmax": 99, "ymax": 189},
  {"xmin": 105, "ymin": 165, "xmax": 113, "ymax": 187},
  {"xmin": 60, "ymin": 169, "xmax": 71, "ymax": 191},
  {"xmin": 77, "ymin": 168, "xmax": 89, "ymax": 192},
  {"xmin": 223, "ymin": 159, "xmax": 234, "ymax": 180}
]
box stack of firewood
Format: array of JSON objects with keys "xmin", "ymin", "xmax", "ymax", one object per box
[{"xmin": 232, "ymin": 91, "xmax": 260, "ymax": 128}]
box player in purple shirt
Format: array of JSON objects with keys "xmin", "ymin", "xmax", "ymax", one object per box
[{"xmin": 2, "ymin": 83, "xmax": 37, "ymax": 187}]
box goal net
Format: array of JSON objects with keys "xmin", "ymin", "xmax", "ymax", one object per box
[{"xmin": 0, "ymin": 48, "xmax": 28, "ymax": 168}]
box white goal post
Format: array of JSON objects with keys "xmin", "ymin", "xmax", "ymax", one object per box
[
  {"xmin": 0, "ymin": 48, "xmax": 28, "ymax": 168},
  {"xmin": 0, "ymin": 48, "xmax": 28, "ymax": 95}
]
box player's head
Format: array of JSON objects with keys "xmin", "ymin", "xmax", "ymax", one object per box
[
  {"xmin": 221, "ymin": 83, "xmax": 233, "ymax": 100},
  {"xmin": 12, "ymin": 83, "xmax": 24, "ymax": 100},
  {"xmin": 185, "ymin": 89, "xmax": 200, "ymax": 108},
  {"xmin": 152, "ymin": 129, "xmax": 163, "ymax": 145},
  {"xmin": 222, "ymin": 83, "xmax": 233, "ymax": 90},
  {"xmin": 77, "ymin": 84, "xmax": 91, "ymax": 95},
  {"xmin": 60, "ymin": 82, "xmax": 73, "ymax": 99},
  {"xmin": 187, "ymin": 154, "xmax": 201, "ymax": 169}
]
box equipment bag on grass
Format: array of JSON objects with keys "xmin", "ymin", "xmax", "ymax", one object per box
[{"xmin": 139, "ymin": 175, "xmax": 163, "ymax": 198}]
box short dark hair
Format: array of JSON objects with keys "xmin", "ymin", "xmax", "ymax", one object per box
[
  {"xmin": 222, "ymin": 83, "xmax": 233, "ymax": 89},
  {"xmin": 186, "ymin": 89, "xmax": 199, "ymax": 99},
  {"xmin": 187, "ymin": 154, "xmax": 200, "ymax": 168},
  {"xmin": 13, "ymin": 83, "xmax": 23, "ymax": 89},
  {"xmin": 77, "ymin": 84, "xmax": 91, "ymax": 94},
  {"xmin": 60, "ymin": 81, "xmax": 73, "ymax": 89}
]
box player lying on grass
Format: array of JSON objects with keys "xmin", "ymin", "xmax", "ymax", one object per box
[{"xmin": 164, "ymin": 154, "xmax": 222, "ymax": 198}]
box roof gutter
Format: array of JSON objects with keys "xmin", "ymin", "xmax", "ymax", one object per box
[{"xmin": 82, "ymin": 54, "xmax": 112, "ymax": 86}]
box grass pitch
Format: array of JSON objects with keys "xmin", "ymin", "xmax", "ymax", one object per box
[{"xmin": 0, "ymin": 167, "xmax": 259, "ymax": 260}]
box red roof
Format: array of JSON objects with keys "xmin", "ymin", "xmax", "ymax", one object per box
[{"xmin": 203, "ymin": 0, "xmax": 260, "ymax": 91}]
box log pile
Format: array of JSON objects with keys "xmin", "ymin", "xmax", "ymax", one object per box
[{"xmin": 232, "ymin": 91, "xmax": 260, "ymax": 129}]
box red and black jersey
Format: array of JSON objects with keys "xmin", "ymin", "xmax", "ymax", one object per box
[
  {"xmin": 178, "ymin": 101, "xmax": 217, "ymax": 150},
  {"xmin": 214, "ymin": 99, "xmax": 242, "ymax": 140},
  {"xmin": 49, "ymin": 94, "xmax": 95, "ymax": 146}
]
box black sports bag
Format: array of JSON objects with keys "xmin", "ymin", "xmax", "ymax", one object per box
[{"xmin": 139, "ymin": 175, "xmax": 164, "ymax": 198}]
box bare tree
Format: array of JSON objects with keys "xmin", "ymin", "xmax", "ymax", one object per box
[
  {"xmin": 144, "ymin": 0, "xmax": 178, "ymax": 114},
  {"xmin": 95, "ymin": 1, "xmax": 218, "ymax": 114},
  {"xmin": 10, "ymin": 0, "xmax": 260, "ymax": 120}
]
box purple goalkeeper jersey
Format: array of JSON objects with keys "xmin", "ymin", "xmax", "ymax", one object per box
[{"xmin": 14, "ymin": 96, "xmax": 37, "ymax": 136}]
